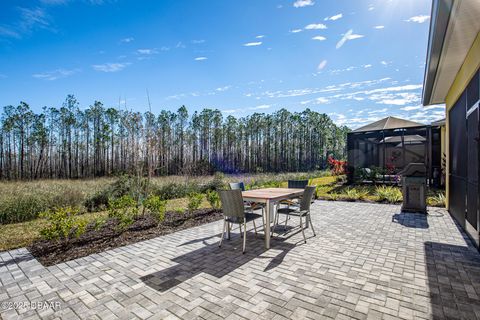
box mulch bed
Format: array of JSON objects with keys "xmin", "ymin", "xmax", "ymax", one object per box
[{"xmin": 28, "ymin": 209, "xmax": 223, "ymax": 267}]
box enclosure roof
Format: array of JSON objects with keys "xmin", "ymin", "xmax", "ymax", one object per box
[
  {"xmin": 431, "ymin": 118, "xmax": 446, "ymax": 126},
  {"xmin": 352, "ymin": 116, "xmax": 425, "ymax": 133}
]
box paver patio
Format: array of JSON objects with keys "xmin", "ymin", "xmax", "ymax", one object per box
[{"xmin": 1, "ymin": 201, "xmax": 480, "ymax": 320}]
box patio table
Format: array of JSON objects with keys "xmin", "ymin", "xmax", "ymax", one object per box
[{"xmin": 242, "ymin": 187, "xmax": 304, "ymax": 249}]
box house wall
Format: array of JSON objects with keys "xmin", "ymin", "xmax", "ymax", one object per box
[{"xmin": 444, "ymin": 32, "xmax": 480, "ymax": 208}]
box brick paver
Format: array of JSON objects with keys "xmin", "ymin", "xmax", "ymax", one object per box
[{"xmin": 1, "ymin": 201, "xmax": 480, "ymax": 319}]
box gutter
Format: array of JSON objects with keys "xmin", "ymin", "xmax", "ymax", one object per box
[{"xmin": 422, "ymin": 0, "xmax": 454, "ymax": 106}]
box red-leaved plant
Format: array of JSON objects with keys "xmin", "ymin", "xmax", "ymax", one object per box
[{"xmin": 327, "ymin": 156, "xmax": 347, "ymax": 176}]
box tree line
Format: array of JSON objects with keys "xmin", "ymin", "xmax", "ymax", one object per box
[{"xmin": 0, "ymin": 95, "xmax": 349, "ymax": 180}]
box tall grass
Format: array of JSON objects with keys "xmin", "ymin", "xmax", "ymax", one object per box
[{"xmin": 0, "ymin": 170, "xmax": 330, "ymax": 224}]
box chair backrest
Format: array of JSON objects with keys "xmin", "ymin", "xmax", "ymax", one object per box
[
  {"xmin": 219, "ymin": 189, "xmax": 246, "ymax": 218},
  {"xmin": 288, "ymin": 180, "xmax": 309, "ymax": 189},
  {"xmin": 299, "ymin": 186, "xmax": 316, "ymax": 211},
  {"xmin": 229, "ymin": 182, "xmax": 245, "ymax": 191}
]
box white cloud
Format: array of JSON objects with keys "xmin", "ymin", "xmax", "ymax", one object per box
[
  {"xmin": 191, "ymin": 39, "xmax": 205, "ymax": 44},
  {"xmin": 175, "ymin": 41, "xmax": 186, "ymax": 48},
  {"xmin": 120, "ymin": 37, "xmax": 134, "ymax": 43},
  {"xmin": 40, "ymin": 0, "xmax": 68, "ymax": 4},
  {"xmin": 324, "ymin": 13, "xmax": 343, "ymax": 21},
  {"xmin": 305, "ymin": 23, "xmax": 327, "ymax": 30},
  {"xmin": 137, "ymin": 48, "xmax": 157, "ymax": 55},
  {"xmin": 0, "ymin": 26, "xmax": 20, "ymax": 38},
  {"xmin": 243, "ymin": 41, "xmax": 262, "ymax": 47},
  {"xmin": 368, "ymin": 5, "xmax": 375, "ymax": 11},
  {"xmin": 249, "ymin": 105, "xmax": 271, "ymax": 110},
  {"xmin": 401, "ymin": 105, "xmax": 422, "ymax": 111},
  {"xmin": 363, "ymin": 64, "xmax": 372, "ymax": 68},
  {"xmin": 92, "ymin": 62, "xmax": 130, "ymax": 72},
  {"xmin": 401, "ymin": 105, "xmax": 445, "ymax": 111},
  {"xmin": 256, "ymin": 35, "xmax": 265, "ymax": 39},
  {"xmin": 32, "ymin": 68, "xmax": 80, "ymax": 80},
  {"xmin": 315, "ymin": 97, "xmax": 329, "ymax": 104},
  {"xmin": 374, "ymin": 25, "xmax": 384, "ymax": 29},
  {"xmin": 312, "ymin": 36, "xmax": 326, "ymax": 41},
  {"xmin": 381, "ymin": 60, "xmax": 389, "ymax": 66},
  {"xmin": 336, "ymin": 29, "xmax": 364, "ymax": 49},
  {"xmin": 317, "ymin": 60, "xmax": 327, "ymax": 70},
  {"xmin": 290, "ymin": 29, "xmax": 303, "ymax": 33},
  {"xmin": 194, "ymin": 57, "xmax": 208, "ymax": 61},
  {"xmin": 293, "ymin": 0, "xmax": 314, "ymax": 8},
  {"xmin": 368, "ymin": 108, "xmax": 388, "ymax": 114},
  {"xmin": 405, "ymin": 15, "xmax": 430, "ymax": 23},
  {"xmin": 216, "ymin": 85, "xmax": 232, "ymax": 92},
  {"xmin": 222, "ymin": 109, "xmax": 239, "ymax": 114}
]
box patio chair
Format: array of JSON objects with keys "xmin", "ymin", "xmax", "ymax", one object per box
[
  {"xmin": 280, "ymin": 179, "xmax": 310, "ymax": 208},
  {"xmin": 229, "ymin": 182, "xmax": 246, "ymax": 191},
  {"xmin": 272, "ymin": 185, "xmax": 316, "ymax": 243},
  {"xmin": 230, "ymin": 181, "xmax": 265, "ymax": 220},
  {"xmin": 218, "ymin": 189, "xmax": 264, "ymax": 253}
]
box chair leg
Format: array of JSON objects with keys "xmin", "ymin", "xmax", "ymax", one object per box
[
  {"xmin": 252, "ymin": 218, "xmax": 258, "ymax": 235},
  {"xmin": 242, "ymin": 220, "xmax": 247, "ymax": 254},
  {"xmin": 300, "ymin": 216, "xmax": 306, "ymax": 243},
  {"xmin": 239, "ymin": 224, "xmax": 243, "ymax": 238},
  {"xmin": 219, "ymin": 218, "xmax": 227, "ymax": 247},
  {"xmin": 272, "ymin": 211, "xmax": 278, "ymax": 236},
  {"xmin": 227, "ymin": 222, "xmax": 231, "ymax": 240},
  {"xmin": 308, "ymin": 214, "xmax": 316, "ymax": 236},
  {"xmin": 261, "ymin": 207, "xmax": 266, "ymax": 233},
  {"xmin": 284, "ymin": 213, "xmax": 289, "ymax": 229}
]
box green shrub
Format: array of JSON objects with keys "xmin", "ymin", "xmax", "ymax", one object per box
[
  {"xmin": 84, "ymin": 191, "xmax": 110, "ymax": 212},
  {"xmin": 0, "ymin": 194, "xmax": 48, "ymax": 224},
  {"xmin": 143, "ymin": 195, "xmax": 167, "ymax": 222},
  {"xmin": 109, "ymin": 174, "xmax": 149, "ymax": 201},
  {"xmin": 39, "ymin": 207, "xmax": 87, "ymax": 241},
  {"xmin": 155, "ymin": 182, "xmax": 190, "ymax": 200},
  {"xmin": 108, "ymin": 195, "xmax": 138, "ymax": 229},
  {"xmin": 375, "ymin": 186, "xmax": 402, "ymax": 203},
  {"xmin": 206, "ymin": 190, "xmax": 221, "ymax": 209},
  {"xmin": 187, "ymin": 192, "xmax": 203, "ymax": 212},
  {"xmin": 201, "ymin": 172, "xmax": 226, "ymax": 192}
]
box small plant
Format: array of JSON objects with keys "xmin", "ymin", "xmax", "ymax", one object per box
[
  {"xmin": 343, "ymin": 188, "xmax": 360, "ymax": 201},
  {"xmin": 90, "ymin": 216, "xmax": 107, "ymax": 231},
  {"xmin": 108, "ymin": 195, "xmax": 138, "ymax": 229},
  {"xmin": 428, "ymin": 192, "xmax": 446, "ymax": 207},
  {"xmin": 143, "ymin": 195, "xmax": 167, "ymax": 222},
  {"xmin": 206, "ymin": 190, "xmax": 221, "ymax": 209},
  {"xmin": 39, "ymin": 207, "xmax": 87, "ymax": 241},
  {"xmin": 174, "ymin": 208, "xmax": 185, "ymax": 214},
  {"xmin": 375, "ymin": 186, "xmax": 402, "ymax": 204},
  {"xmin": 187, "ymin": 192, "xmax": 203, "ymax": 212},
  {"xmin": 328, "ymin": 193, "xmax": 340, "ymax": 201}
]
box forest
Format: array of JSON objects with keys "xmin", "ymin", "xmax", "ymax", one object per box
[{"xmin": 0, "ymin": 95, "xmax": 350, "ymax": 180}]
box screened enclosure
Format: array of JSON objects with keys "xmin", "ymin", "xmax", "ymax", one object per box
[{"xmin": 347, "ymin": 117, "xmax": 442, "ymax": 185}]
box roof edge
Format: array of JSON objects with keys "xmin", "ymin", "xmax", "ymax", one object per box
[{"xmin": 422, "ymin": 0, "xmax": 454, "ymax": 106}]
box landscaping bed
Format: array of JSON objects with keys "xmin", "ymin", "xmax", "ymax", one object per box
[{"xmin": 29, "ymin": 208, "xmax": 222, "ymax": 267}]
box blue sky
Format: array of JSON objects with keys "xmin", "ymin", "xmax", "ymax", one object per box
[{"xmin": 0, "ymin": 0, "xmax": 444, "ymax": 129}]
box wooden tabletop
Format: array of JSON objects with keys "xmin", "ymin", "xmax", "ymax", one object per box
[{"xmin": 242, "ymin": 187, "xmax": 304, "ymax": 201}]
